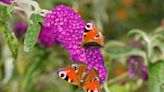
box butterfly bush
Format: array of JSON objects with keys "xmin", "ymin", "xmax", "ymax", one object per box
[
  {"xmin": 128, "ymin": 56, "xmax": 148, "ymax": 80},
  {"xmin": 0, "ymin": 0, "xmax": 13, "ymax": 4},
  {"xmin": 38, "ymin": 4, "xmax": 107, "ymax": 83}
]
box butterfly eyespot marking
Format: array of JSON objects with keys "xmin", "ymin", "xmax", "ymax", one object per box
[
  {"xmin": 72, "ymin": 64, "xmax": 78, "ymax": 73},
  {"xmin": 86, "ymin": 24, "xmax": 91, "ymax": 28},
  {"xmin": 57, "ymin": 71, "xmax": 66, "ymax": 79},
  {"xmin": 85, "ymin": 23, "xmax": 93, "ymax": 31}
]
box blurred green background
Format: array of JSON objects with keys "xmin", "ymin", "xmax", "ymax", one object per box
[{"xmin": 0, "ymin": 0, "xmax": 164, "ymax": 92}]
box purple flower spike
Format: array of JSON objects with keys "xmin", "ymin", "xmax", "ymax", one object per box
[
  {"xmin": 85, "ymin": 49, "xmax": 107, "ymax": 83},
  {"xmin": 38, "ymin": 4, "xmax": 107, "ymax": 83},
  {"xmin": 128, "ymin": 56, "xmax": 148, "ymax": 80},
  {"xmin": 38, "ymin": 27, "xmax": 59, "ymax": 46},
  {"xmin": 39, "ymin": 4, "xmax": 87, "ymax": 63},
  {"xmin": 0, "ymin": 0, "xmax": 13, "ymax": 4}
]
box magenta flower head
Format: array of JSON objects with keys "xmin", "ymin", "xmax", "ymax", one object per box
[
  {"xmin": 128, "ymin": 56, "xmax": 148, "ymax": 80},
  {"xmin": 38, "ymin": 27, "xmax": 59, "ymax": 46},
  {"xmin": 0, "ymin": 0, "xmax": 13, "ymax": 4},
  {"xmin": 85, "ymin": 49, "xmax": 107, "ymax": 83},
  {"xmin": 38, "ymin": 4, "xmax": 86, "ymax": 63},
  {"xmin": 38, "ymin": 4, "xmax": 107, "ymax": 83},
  {"xmin": 13, "ymin": 22, "xmax": 27, "ymax": 39}
]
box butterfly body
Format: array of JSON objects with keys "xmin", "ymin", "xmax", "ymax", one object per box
[
  {"xmin": 80, "ymin": 22, "xmax": 104, "ymax": 49},
  {"xmin": 56, "ymin": 64, "xmax": 101, "ymax": 92}
]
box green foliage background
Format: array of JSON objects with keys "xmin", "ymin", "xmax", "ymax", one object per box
[{"xmin": 0, "ymin": 0, "xmax": 164, "ymax": 92}]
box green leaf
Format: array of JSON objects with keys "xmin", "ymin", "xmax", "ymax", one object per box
[
  {"xmin": 153, "ymin": 27, "xmax": 164, "ymax": 34},
  {"xmin": 107, "ymin": 47, "xmax": 146, "ymax": 59},
  {"xmin": 0, "ymin": 6, "xmax": 18, "ymax": 59},
  {"xmin": 0, "ymin": 6, "xmax": 9, "ymax": 22},
  {"xmin": 105, "ymin": 40, "xmax": 125, "ymax": 48},
  {"xmin": 7, "ymin": 4, "xmax": 14, "ymax": 13},
  {"xmin": 109, "ymin": 84, "xmax": 130, "ymax": 92},
  {"xmin": 128, "ymin": 29, "xmax": 150, "ymax": 44},
  {"xmin": 148, "ymin": 60, "xmax": 164, "ymax": 92},
  {"xmin": 24, "ymin": 14, "xmax": 42, "ymax": 52}
]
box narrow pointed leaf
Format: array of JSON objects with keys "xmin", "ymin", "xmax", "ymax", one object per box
[
  {"xmin": 107, "ymin": 47, "xmax": 146, "ymax": 59},
  {"xmin": 0, "ymin": 6, "xmax": 18, "ymax": 59},
  {"xmin": 128, "ymin": 29, "xmax": 150, "ymax": 44}
]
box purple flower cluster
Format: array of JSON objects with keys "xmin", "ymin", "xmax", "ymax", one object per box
[
  {"xmin": 39, "ymin": 4, "xmax": 86, "ymax": 63},
  {"xmin": 38, "ymin": 4, "xmax": 107, "ymax": 83},
  {"xmin": 0, "ymin": 0, "xmax": 13, "ymax": 4},
  {"xmin": 85, "ymin": 49, "xmax": 107, "ymax": 83},
  {"xmin": 128, "ymin": 56, "xmax": 148, "ymax": 80},
  {"xmin": 38, "ymin": 27, "xmax": 59, "ymax": 46},
  {"xmin": 13, "ymin": 22, "xmax": 27, "ymax": 39}
]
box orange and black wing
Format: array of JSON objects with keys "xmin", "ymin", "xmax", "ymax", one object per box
[
  {"xmin": 80, "ymin": 22, "xmax": 104, "ymax": 49},
  {"xmin": 82, "ymin": 69, "xmax": 101, "ymax": 92},
  {"xmin": 56, "ymin": 65, "xmax": 79, "ymax": 85}
]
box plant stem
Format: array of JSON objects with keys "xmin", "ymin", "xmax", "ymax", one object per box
[
  {"xmin": 0, "ymin": 2, "xmax": 49, "ymax": 17},
  {"xmin": 0, "ymin": 2, "xmax": 24, "ymax": 11},
  {"xmin": 107, "ymin": 72, "xmax": 128, "ymax": 85},
  {"xmin": 104, "ymin": 81, "xmax": 110, "ymax": 92}
]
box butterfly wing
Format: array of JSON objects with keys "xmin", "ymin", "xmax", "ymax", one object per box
[
  {"xmin": 80, "ymin": 22, "xmax": 104, "ymax": 49},
  {"xmin": 82, "ymin": 69, "xmax": 101, "ymax": 92},
  {"xmin": 56, "ymin": 65, "xmax": 79, "ymax": 85},
  {"xmin": 56, "ymin": 64, "xmax": 87, "ymax": 86},
  {"xmin": 75, "ymin": 64, "xmax": 87, "ymax": 79},
  {"xmin": 56, "ymin": 64, "xmax": 102, "ymax": 92}
]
